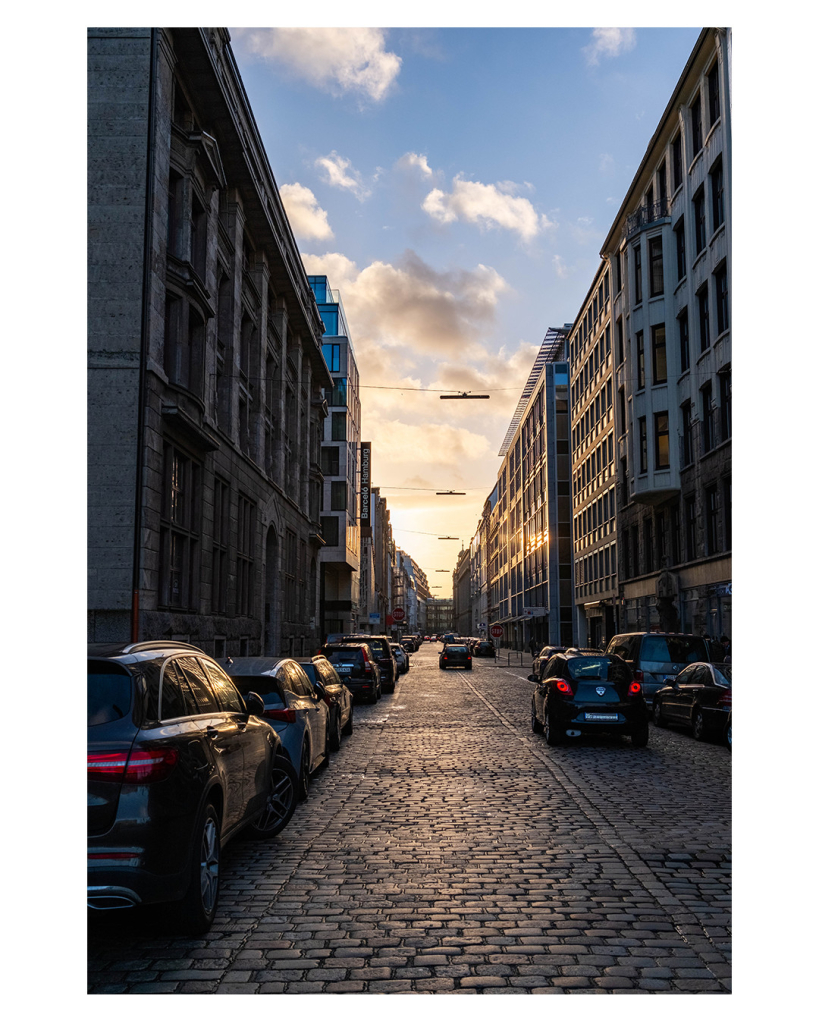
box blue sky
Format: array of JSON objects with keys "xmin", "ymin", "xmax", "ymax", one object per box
[{"xmin": 231, "ymin": 26, "xmax": 703, "ymax": 581}]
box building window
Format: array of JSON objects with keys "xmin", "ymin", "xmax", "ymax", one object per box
[
  {"xmin": 697, "ymin": 286, "xmax": 710, "ymax": 352},
  {"xmin": 719, "ymin": 368, "xmax": 732, "ymax": 442},
  {"xmin": 658, "ymin": 159, "xmax": 668, "ymax": 208},
  {"xmin": 654, "ymin": 412, "xmax": 670, "ymax": 469},
  {"xmin": 644, "ymin": 518, "xmax": 654, "ymax": 574},
  {"xmin": 657, "ymin": 511, "xmax": 668, "ymax": 566},
  {"xmin": 322, "ymin": 343, "xmax": 340, "ymax": 372},
  {"xmin": 701, "ymin": 382, "xmax": 714, "ymax": 453},
  {"xmin": 636, "ymin": 331, "xmax": 645, "ymax": 390},
  {"xmin": 708, "ymin": 61, "xmax": 721, "ymax": 127},
  {"xmin": 236, "ymin": 494, "xmax": 255, "ymax": 616},
  {"xmin": 649, "ymin": 235, "xmax": 664, "ymax": 297},
  {"xmin": 651, "ymin": 325, "xmax": 667, "ymax": 385},
  {"xmin": 167, "ymin": 170, "xmax": 184, "ymax": 258},
  {"xmin": 160, "ymin": 444, "xmax": 200, "ymax": 609},
  {"xmin": 678, "ymin": 308, "xmax": 690, "ymax": 373},
  {"xmin": 633, "ymin": 244, "xmax": 642, "ymax": 304},
  {"xmin": 684, "ymin": 494, "xmax": 697, "ymax": 561},
  {"xmin": 190, "ymin": 193, "xmax": 207, "ymax": 281},
  {"xmin": 321, "ymin": 516, "xmax": 339, "ymax": 548},
  {"xmin": 672, "ymin": 134, "xmax": 683, "ymax": 191},
  {"xmin": 320, "ymin": 445, "xmax": 340, "ymax": 476},
  {"xmin": 674, "ymin": 217, "xmax": 686, "ymax": 281},
  {"xmin": 631, "ymin": 525, "xmax": 640, "ymax": 576},
  {"xmin": 617, "ymin": 317, "xmax": 624, "ymax": 363},
  {"xmin": 327, "ymin": 377, "xmax": 347, "ymax": 407},
  {"xmin": 638, "ymin": 417, "xmax": 647, "ymax": 473},
  {"xmin": 710, "ymin": 157, "xmax": 724, "ymax": 231},
  {"xmin": 330, "ymin": 480, "xmax": 347, "ymax": 511},
  {"xmin": 715, "ymin": 263, "xmax": 729, "ymax": 335},
  {"xmin": 615, "ymin": 250, "xmax": 622, "ymax": 293},
  {"xmin": 681, "ymin": 401, "xmax": 693, "ymax": 466},
  {"xmin": 618, "ymin": 387, "xmax": 626, "ymax": 439},
  {"xmin": 331, "ymin": 411, "xmax": 347, "ymax": 441},
  {"xmin": 212, "ymin": 477, "xmax": 229, "ymax": 614},
  {"xmin": 671, "ymin": 503, "xmax": 682, "ymax": 565},
  {"xmin": 722, "ymin": 477, "xmax": 732, "ymax": 549},
  {"xmin": 691, "ymin": 92, "xmax": 703, "ymax": 154},
  {"xmin": 705, "ymin": 485, "xmax": 720, "ymax": 555},
  {"xmin": 693, "ymin": 188, "xmax": 706, "ymax": 253}
]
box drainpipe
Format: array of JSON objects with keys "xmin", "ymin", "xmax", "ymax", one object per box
[{"xmin": 131, "ymin": 28, "xmax": 158, "ymax": 642}]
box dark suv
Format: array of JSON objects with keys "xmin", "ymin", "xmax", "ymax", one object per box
[
  {"xmin": 87, "ymin": 641, "xmax": 298, "ymax": 933},
  {"xmin": 338, "ymin": 634, "xmax": 397, "ymax": 692},
  {"xmin": 320, "ymin": 642, "xmax": 382, "ymax": 702},
  {"xmin": 530, "ymin": 650, "xmax": 649, "ymax": 747},
  {"xmin": 605, "ymin": 632, "xmax": 710, "ymax": 705}
]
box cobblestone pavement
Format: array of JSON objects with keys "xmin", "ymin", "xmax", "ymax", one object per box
[{"xmin": 88, "ymin": 645, "xmax": 731, "ymax": 994}]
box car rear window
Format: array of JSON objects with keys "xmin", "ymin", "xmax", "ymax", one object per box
[
  {"xmin": 88, "ymin": 662, "xmax": 133, "ymax": 726},
  {"xmin": 567, "ymin": 656, "xmax": 631, "ymax": 684},
  {"xmin": 714, "ymin": 665, "xmax": 731, "ymax": 686},
  {"xmin": 325, "ymin": 648, "xmax": 364, "ymax": 666},
  {"xmin": 641, "ymin": 636, "xmax": 708, "ymax": 664},
  {"xmin": 227, "ymin": 674, "xmax": 285, "ymax": 708},
  {"xmin": 446, "ymin": 645, "xmax": 469, "ymax": 653}
]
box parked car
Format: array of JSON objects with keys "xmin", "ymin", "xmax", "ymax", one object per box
[
  {"xmin": 473, "ymin": 640, "xmax": 496, "ymax": 658},
  {"xmin": 338, "ymin": 634, "xmax": 397, "ymax": 692},
  {"xmin": 604, "ymin": 632, "xmax": 710, "ymax": 705},
  {"xmin": 652, "ymin": 662, "xmax": 732, "ymax": 744},
  {"xmin": 320, "ymin": 642, "xmax": 382, "ymax": 703},
  {"xmin": 219, "ymin": 657, "xmax": 330, "ymax": 800},
  {"xmin": 531, "ymin": 645, "xmax": 567, "ymax": 680},
  {"xmin": 441, "ymin": 632, "xmax": 460, "ymax": 645},
  {"xmin": 391, "ymin": 643, "xmax": 409, "ymax": 674},
  {"xmin": 439, "ymin": 643, "xmax": 472, "ymax": 671},
  {"xmin": 88, "ymin": 641, "xmax": 298, "ymax": 934},
  {"xmin": 296, "ymin": 655, "xmax": 354, "ymax": 751},
  {"xmin": 529, "ymin": 650, "xmax": 649, "ymax": 747}
]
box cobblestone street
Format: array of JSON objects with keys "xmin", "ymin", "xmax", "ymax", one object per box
[{"xmin": 88, "ymin": 644, "xmax": 731, "ymax": 994}]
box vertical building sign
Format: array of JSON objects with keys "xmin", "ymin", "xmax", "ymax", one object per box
[{"xmin": 360, "ymin": 441, "xmax": 372, "ymax": 537}]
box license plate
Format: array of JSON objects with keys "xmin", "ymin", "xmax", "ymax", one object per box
[
  {"xmin": 584, "ymin": 712, "xmax": 618, "ymax": 721},
  {"xmin": 336, "ymin": 665, "xmax": 353, "ymax": 674}
]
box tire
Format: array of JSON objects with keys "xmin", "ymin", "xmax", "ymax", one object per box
[
  {"xmin": 653, "ymin": 700, "xmax": 666, "ymax": 726},
  {"xmin": 632, "ymin": 722, "xmax": 650, "ymax": 748},
  {"xmin": 177, "ymin": 801, "xmax": 221, "ymax": 935},
  {"xmin": 298, "ymin": 743, "xmax": 311, "ymax": 800},
  {"xmin": 329, "ymin": 710, "xmax": 342, "ymax": 752},
  {"xmin": 692, "ymin": 708, "xmax": 707, "ymax": 741},
  {"xmin": 342, "ymin": 709, "xmax": 353, "ymax": 735},
  {"xmin": 544, "ymin": 710, "xmax": 563, "ymax": 746},
  {"xmin": 531, "ymin": 702, "xmax": 544, "ymax": 734},
  {"xmin": 247, "ymin": 755, "xmax": 298, "ymax": 838},
  {"xmin": 725, "ymin": 716, "xmax": 731, "ymax": 752}
]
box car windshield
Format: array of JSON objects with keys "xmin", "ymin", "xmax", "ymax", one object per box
[
  {"xmin": 227, "ymin": 675, "xmax": 285, "ymax": 707},
  {"xmin": 88, "ymin": 662, "xmax": 133, "ymax": 725},
  {"xmin": 641, "ymin": 635, "xmax": 708, "ymax": 664},
  {"xmin": 567, "ymin": 656, "xmax": 631, "ymax": 684}
]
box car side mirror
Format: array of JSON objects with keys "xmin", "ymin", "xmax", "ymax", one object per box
[{"xmin": 244, "ymin": 691, "xmax": 265, "ymax": 716}]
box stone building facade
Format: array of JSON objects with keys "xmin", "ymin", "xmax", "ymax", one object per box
[
  {"xmin": 452, "ymin": 548, "xmax": 472, "ymax": 636},
  {"xmin": 600, "ymin": 27, "xmax": 731, "ymax": 638},
  {"xmin": 88, "ymin": 28, "xmax": 331, "ymax": 655}
]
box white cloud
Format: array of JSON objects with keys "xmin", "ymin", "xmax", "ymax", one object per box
[
  {"xmin": 552, "ymin": 255, "xmax": 569, "ymax": 279},
  {"xmin": 315, "ymin": 152, "xmax": 371, "ymax": 201},
  {"xmin": 422, "ymin": 175, "xmax": 554, "ymax": 242},
  {"xmin": 300, "ymin": 249, "xmax": 509, "ymax": 360},
  {"xmin": 583, "ymin": 28, "xmax": 637, "ymax": 66},
  {"xmin": 394, "ymin": 152, "xmax": 434, "ymax": 179},
  {"xmin": 279, "ymin": 183, "xmax": 334, "ymax": 241},
  {"xmin": 232, "ymin": 28, "xmax": 401, "ymax": 103},
  {"xmin": 599, "ymin": 152, "xmax": 615, "ymax": 174}
]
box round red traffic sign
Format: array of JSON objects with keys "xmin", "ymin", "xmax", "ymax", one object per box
[
  {"xmin": 392, "ymin": 607, "xmax": 405, "ymax": 621},
  {"xmin": 489, "ymin": 624, "xmax": 503, "ymax": 639}
]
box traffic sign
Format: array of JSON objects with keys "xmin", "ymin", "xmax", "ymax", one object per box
[
  {"xmin": 489, "ymin": 624, "xmax": 503, "ymax": 639},
  {"xmin": 392, "ymin": 607, "xmax": 405, "ymax": 621}
]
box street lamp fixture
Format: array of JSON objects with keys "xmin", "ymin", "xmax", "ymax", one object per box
[
  {"xmin": 436, "ymin": 490, "xmax": 465, "ymax": 495},
  {"xmin": 438, "ymin": 536, "xmax": 458, "ymax": 540},
  {"xmin": 440, "ymin": 392, "xmax": 490, "ymax": 399}
]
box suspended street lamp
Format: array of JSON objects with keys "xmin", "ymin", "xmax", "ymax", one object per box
[
  {"xmin": 440, "ymin": 391, "xmax": 490, "ymax": 400},
  {"xmin": 436, "ymin": 490, "xmax": 466, "ymax": 495}
]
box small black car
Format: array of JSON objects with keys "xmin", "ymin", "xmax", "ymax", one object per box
[
  {"xmin": 87, "ymin": 641, "xmax": 298, "ymax": 934},
  {"xmin": 297, "ymin": 655, "xmax": 354, "ymax": 750},
  {"xmin": 439, "ymin": 643, "xmax": 472, "ymax": 670},
  {"xmin": 530, "ymin": 650, "xmax": 649, "ymax": 747},
  {"xmin": 652, "ymin": 662, "xmax": 731, "ymax": 744},
  {"xmin": 473, "ymin": 640, "xmax": 496, "ymax": 658}
]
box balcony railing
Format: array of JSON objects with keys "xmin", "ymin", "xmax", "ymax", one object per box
[{"xmin": 627, "ymin": 198, "xmax": 670, "ymax": 237}]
